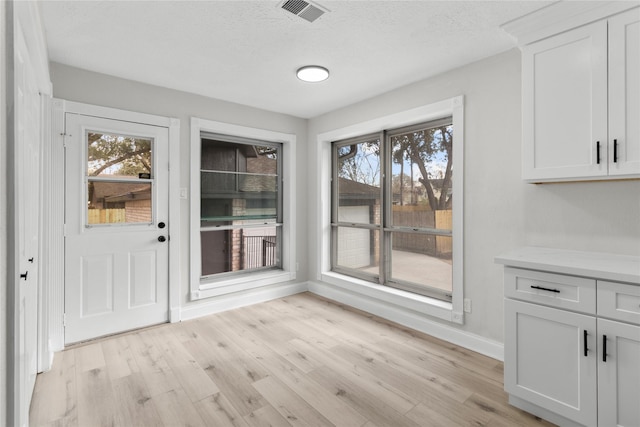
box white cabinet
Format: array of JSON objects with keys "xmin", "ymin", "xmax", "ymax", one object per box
[
  {"xmin": 597, "ymin": 319, "xmax": 640, "ymax": 427},
  {"xmin": 498, "ymin": 251, "xmax": 640, "ymax": 427},
  {"xmin": 505, "ymin": 299, "xmax": 597, "ymax": 426},
  {"xmin": 522, "ymin": 7, "xmax": 640, "ymax": 182},
  {"xmin": 608, "ymin": 10, "xmax": 640, "ymax": 177},
  {"xmin": 596, "ymin": 281, "xmax": 640, "ymax": 427}
]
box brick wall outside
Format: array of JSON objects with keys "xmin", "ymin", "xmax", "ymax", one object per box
[
  {"xmin": 125, "ymin": 199, "xmax": 152, "ymax": 223},
  {"xmin": 231, "ymin": 198, "xmax": 247, "ymax": 271}
]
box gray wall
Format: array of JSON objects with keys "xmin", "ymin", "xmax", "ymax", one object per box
[
  {"xmin": 50, "ymin": 62, "xmax": 309, "ymax": 309},
  {"xmin": 307, "ymin": 49, "xmax": 640, "ymax": 342},
  {"xmin": 1, "ymin": 1, "xmax": 7, "ymax": 421}
]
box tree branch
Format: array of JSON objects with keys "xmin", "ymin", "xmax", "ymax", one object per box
[{"xmin": 90, "ymin": 147, "xmax": 150, "ymax": 176}]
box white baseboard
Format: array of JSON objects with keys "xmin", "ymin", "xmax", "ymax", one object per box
[
  {"xmin": 308, "ymin": 280, "xmax": 504, "ymax": 361},
  {"xmin": 179, "ymin": 282, "xmax": 308, "ymax": 321}
]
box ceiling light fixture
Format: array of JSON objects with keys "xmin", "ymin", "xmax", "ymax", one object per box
[{"xmin": 296, "ymin": 65, "xmax": 329, "ymax": 82}]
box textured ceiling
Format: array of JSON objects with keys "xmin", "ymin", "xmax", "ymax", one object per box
[{"xmin": 39, "ymin": 0, "xmax": 553, "ymax": 119}]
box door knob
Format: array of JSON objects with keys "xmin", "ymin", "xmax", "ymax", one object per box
[
  {"xmin": 20, "ymin": 271, "xmax": 28, "ymax": 280},
  {"xmin": 158, "ymin": 222, "xmax": 166, "ymax": 229},
  {"xmin": 158, "ymin": 236, "xmax": 167, "ymax": 242},
  {"xmin": 28, "ymin": 257, "xmax": 34, "ymax": 263}
]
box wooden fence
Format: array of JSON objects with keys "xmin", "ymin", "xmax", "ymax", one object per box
[
  {"xmin": 88, "ymin": 209, "xmax": 126, "ymax": 224},
  {"xmin": 392, "ymin": 206, "xmax": 452, "ymax": 258}
]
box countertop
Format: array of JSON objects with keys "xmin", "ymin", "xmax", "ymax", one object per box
[{"xmin": 495, "ymin": 246, "xmax": 640, "ymax": 285}]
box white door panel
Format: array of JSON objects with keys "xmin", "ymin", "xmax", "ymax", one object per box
[
  {"xmin": 64, "ymin": 114, "xmax": 169, "ymax": 344},
  {"xmin": 15, "ymin": 19, "xmax": 40, "ymax": 427}
]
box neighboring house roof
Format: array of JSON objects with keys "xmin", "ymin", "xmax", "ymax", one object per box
[
  {"xmin": 338, "ymin": 177, "xmax": 380, "ymax": 200},
  {"xmin": 90, "ymin": 180, "xmax": 151, "ymax": 204}
]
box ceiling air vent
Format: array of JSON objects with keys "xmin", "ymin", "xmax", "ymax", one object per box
[{"xmin": 280, "ymin": 0, "xmax": 327, "ymax": 23}]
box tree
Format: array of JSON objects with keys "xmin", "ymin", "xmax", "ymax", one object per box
[
  {"xmin": 337, "ymin": 141, "xmax": 380, "ymax": 187},
  {"xmin": 391, "ymin": 125, "xmax": 453, "ymax": 211},
  {"xmin": 87, "ymin": 133, "xmax": 151, "ymax": 177},
  {"xmin": 336, "ymin": 125, "xmax": 453, "ymax": 212}
]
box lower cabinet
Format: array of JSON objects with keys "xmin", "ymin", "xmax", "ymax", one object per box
[
  {"xmin": 503, "ymin": 267, "xmax": 640, "ymax": 427},
  {"xmin": 504, "ymin": 299, "xmax": 597, "ymax": 426},
  {"xmin": 597, "ymin": 319, "xmax": 640, "ymax": 427}
]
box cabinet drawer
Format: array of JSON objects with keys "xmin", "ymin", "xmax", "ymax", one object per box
[
  {"xmin": 504, "ymin": 267, "xmax": 596, "ymax": 314},
  {"xmin": 597, "ymin": 281, "xmax": 640, "ymax": 325}
]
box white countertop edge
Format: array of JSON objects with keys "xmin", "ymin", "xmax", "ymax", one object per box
[{"xmin": 495, "ymin": 246, "xmax": 640, "ymax": 285}]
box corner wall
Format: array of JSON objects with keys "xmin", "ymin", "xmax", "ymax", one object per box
[{"xmin": 307, "ymin": 48, "xmax": 640, "ymax": 345}]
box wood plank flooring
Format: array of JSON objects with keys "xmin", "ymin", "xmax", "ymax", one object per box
[{"xmin": 29, "ymin": 292, "xmax": 555, "ymax": 427}]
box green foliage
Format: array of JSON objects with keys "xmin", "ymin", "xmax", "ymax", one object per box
[{"xmin": 87, "ymin": 133, "xmax": 152, "ymax": 177}]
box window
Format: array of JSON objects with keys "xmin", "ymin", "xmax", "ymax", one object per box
[
  {"xmin": 190, "ymin": 118, "xmax": 296, "ymax": 300},
  {"xmin": 200, "ymin": 134, "xmax": 282, "ymax": 277},
  {"xmin": 86, "ymin": 132, "xmax": 154, "ymax": 225},
  {"xmin": 332, "ymin": 118, "xmax": 454, "ymax": 301}
]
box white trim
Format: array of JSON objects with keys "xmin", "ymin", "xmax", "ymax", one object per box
[
  {"xmin": 307, "ymin": 280, "xmax": 503, "ymax": 361},
  {"xmin": 52, "ymin": 99, "xmax": 181, "ymax": 334},
  {"xmin": 180, "ymin": 282, "xmax": 307, "ymax": 321},
  {"xmin": 47, "ymin": 99, "xmax": 66, "ymax": 356},
  {"xmin": 37, "ymin": 93, "xmax": 54, "ymax": 372},
  {"xmin": 13, "ymin": 1, "xmax": 51, "ymax": 96},
  {"xmin": 167, "ymin": 118, "xmax": 181, "ymax": 322},
  {"xmin": 61, "ymin": 100, "xmax": 176, "ymax": 128},
  {"xmin": 315, "ymin": 96, "xmax": 465, "ymax": 323},
  {"xmin": 189, "ymin": 117, "xmax": 297, "ymax": 300},
  {"xmin": 501, "ymin": 1, "xmax": 638, "ymax": 47}
]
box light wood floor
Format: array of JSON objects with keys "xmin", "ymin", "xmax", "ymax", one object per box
[{"xmin": 30, "ymin": 292, "xmax": 555, "ymax": 427}]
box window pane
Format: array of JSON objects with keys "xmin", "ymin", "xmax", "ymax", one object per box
[
  {"xmin": 335, "ymin": 226, "xmax": 379, "ymax": 274},
  {"xmin": 87, "ymin": 181, "xmax": 152, "ymax": 224},
  {"xmin": 201, "ymin": 140, "xmax": 279, "ymax": 224},
  {"xmin": 88, "ymin": 132, "xmax": 152, "ymax": 178},
  {"xmin": 200, "ymin": 171, "xmax": 277, "ymax": 223},
  {"xmin": 200, "ymin": 136, "xmax": 282, "ymax": 279},
  {"xmin": 390, "ymin": 124, "xmax": 452, "ymax": 227},
  {"xmin": 201, "ymin": 226, "xmax": 280, "ymax": 276},
  {"xmin": 336, "ymin": 140, "xmax": 381, "ymax": 225},
  {"xmin": 390, "ymin": 231, "xmax": 452, "ymax": 293}
]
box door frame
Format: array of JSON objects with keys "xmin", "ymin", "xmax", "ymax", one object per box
[{"xmin": 46, "ymin": 100, "xmax": 181, "ymax": 354}]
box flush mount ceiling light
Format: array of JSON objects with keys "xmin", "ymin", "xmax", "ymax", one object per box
[{"xmin": 296, "ymin": 65, "xmax": 329, "ymax": 82}]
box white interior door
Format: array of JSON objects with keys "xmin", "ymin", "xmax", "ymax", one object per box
[
  {"xmin": 64, "ymin": 113, "xmax": 169, "ymax": 344},
  {"xmin": 14, "ymin": 20, "xmax": 41, "ymax": 427}
]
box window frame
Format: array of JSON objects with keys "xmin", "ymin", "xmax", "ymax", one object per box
[
  {"xmin": 190, "ymin": 117, "xmax": 296, "ymax": 300},
  {"xmin": 317, "ymin": 96, "xmax": 464, "ymax": 324},
  {"xmin": 331, "ymin": 118, "xmax": 454, "ymax": 301}
]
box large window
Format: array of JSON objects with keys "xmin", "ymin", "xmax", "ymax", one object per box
[
  {"xmin": 190, "ymin": 118, "xmax": 296, "ymax": 301},
  {"xmin": 200, "ymin": 133, "xmax": 282, "ymax": 277},
  {"xmin": 332, "ymin": 118, "xmax": 454, "ymax": 301}
]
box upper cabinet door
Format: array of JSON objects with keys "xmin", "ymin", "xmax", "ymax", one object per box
[
  {"xmin": 608, "ymin": 8, "xmax": 640, "ymax": 177},
  {"xmin": 522, "ymin": 20, "xmax": 608, "ymax": 182}
]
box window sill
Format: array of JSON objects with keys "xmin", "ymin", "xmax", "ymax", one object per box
[
  {"xmin": 319, "ymin": 271, "xmax": 462, "ymax": 324},
  {"xmin": 192, "ymin": 270, "xmax": 296, "ymax": 300}
]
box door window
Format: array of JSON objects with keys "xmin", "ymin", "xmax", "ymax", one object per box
[{"xmin": 86, "ymin": 132, "xmax": 154, "ymax": 225}]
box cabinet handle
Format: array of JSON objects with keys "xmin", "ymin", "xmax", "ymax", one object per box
[
  {"xmin": 583, "ymin": 330, "xmax": 589, "ymax": 357},
  {"xmin": 596, "ymin": 141, "xmax": 601, "ymax": 164},
  {"xmin": 530, "ymin": 285, "xmax": 560, "ymax": 293},
  {"xmin": 613, "ymin": 139, "xmax": 618, "ymax": 163},
  {"xmin": 602, "ymin": 335, "xmax": 607, "ymax": 362}
]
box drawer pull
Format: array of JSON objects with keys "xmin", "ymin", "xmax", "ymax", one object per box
[
  {"xmin": 530, "ymin": 285, "xmax": 560, "ymax": 293},
  {"xmin": 602, "ymin": 335, "xmax": 607, "ymax": 362},
  {"xmin": 583, "ymin": 330, "xmax": 589, "ymax": 357}
]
